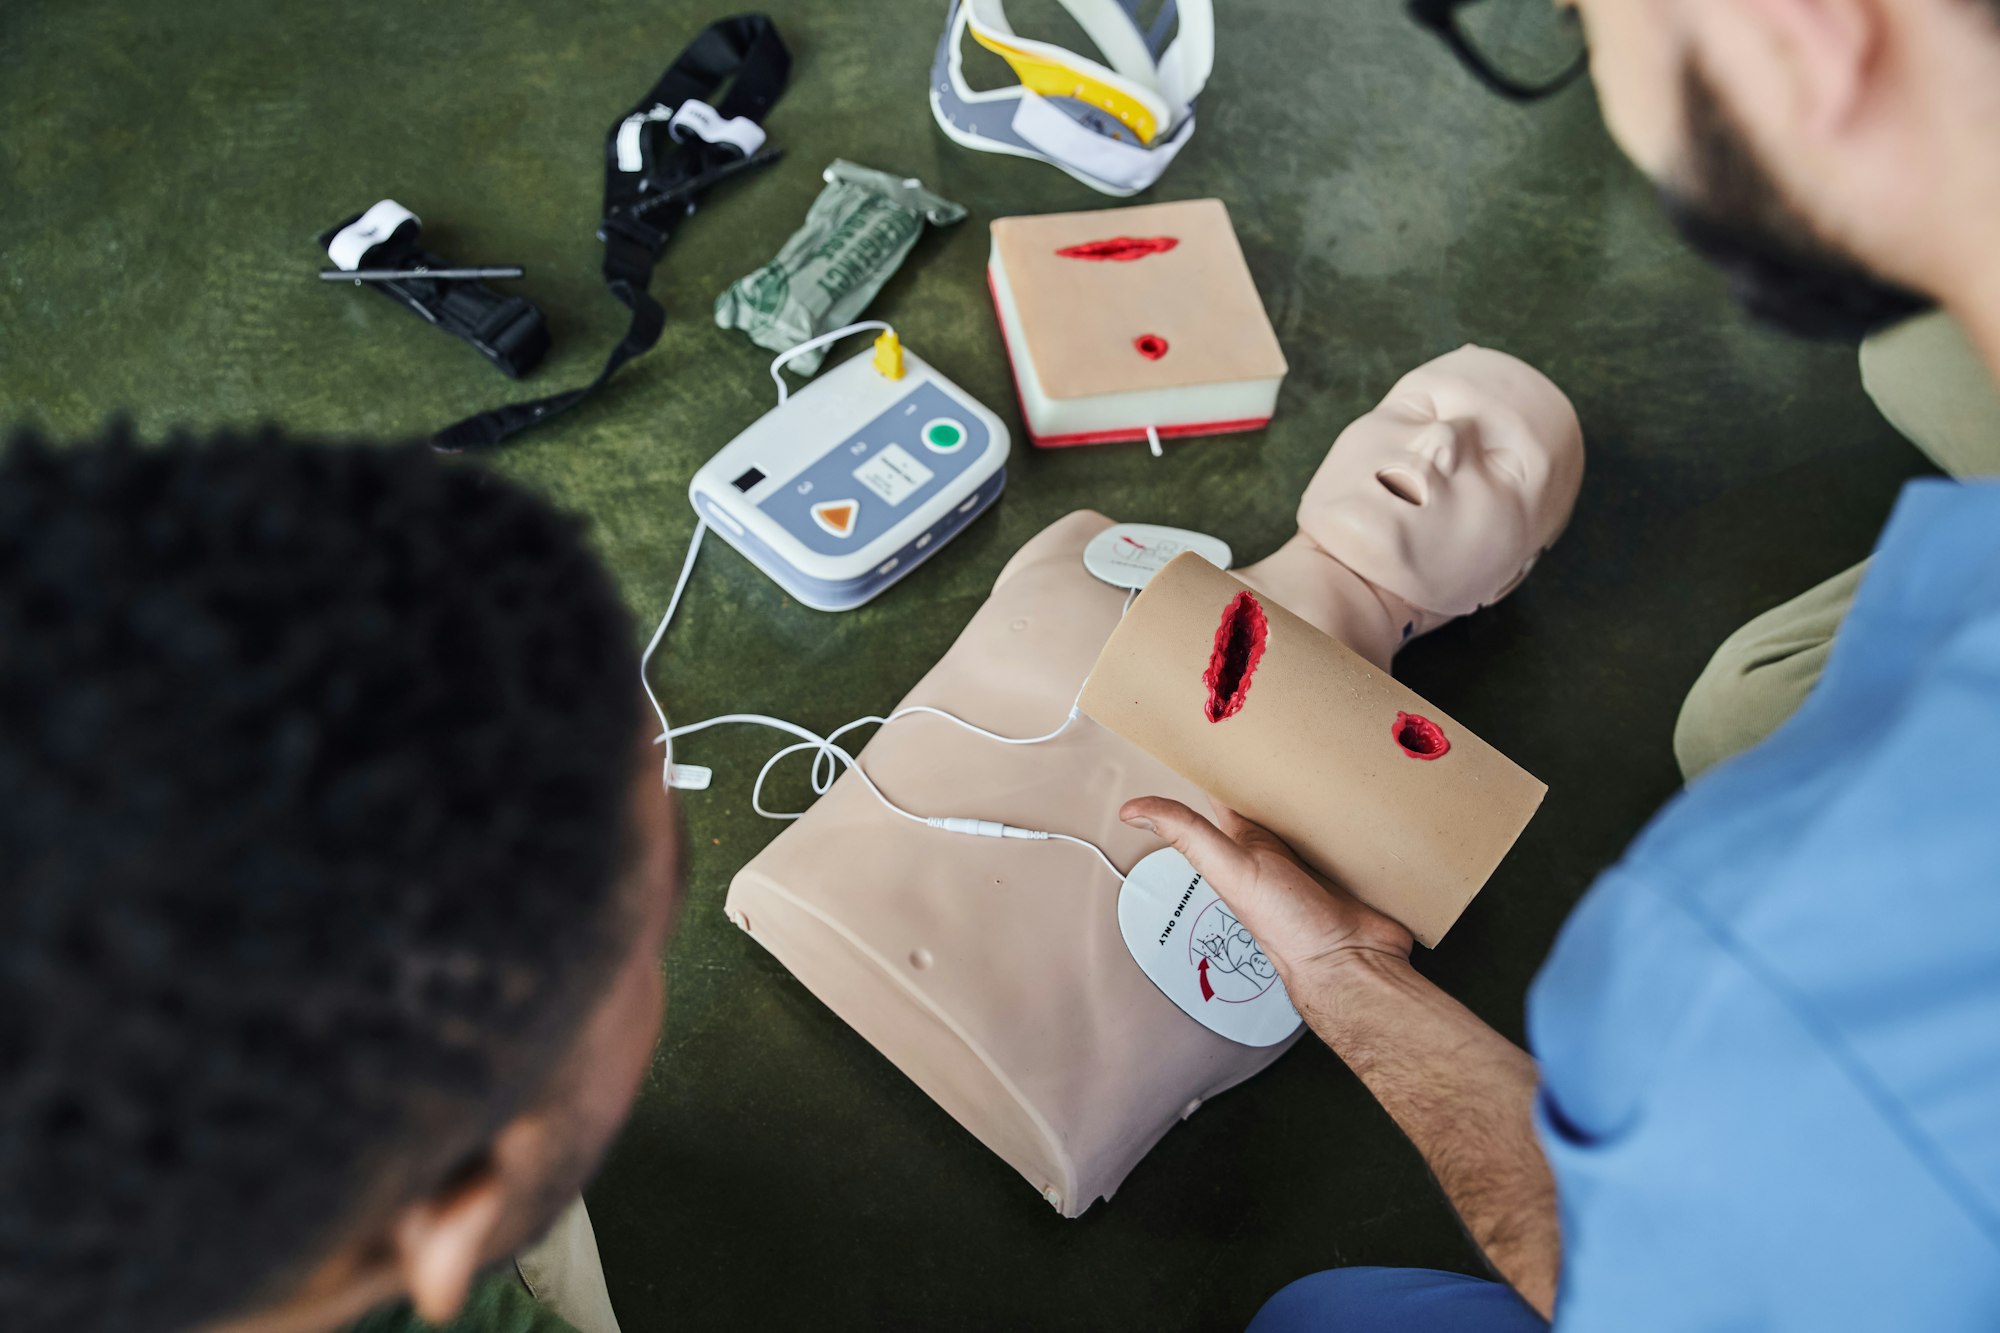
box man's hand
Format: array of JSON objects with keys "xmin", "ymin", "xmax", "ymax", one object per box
[
  {"xmin": 1121, "ymin": 794, "xmax": 1560, "ymax": 1318},
  {"xmin": 1119, "ymin": 796, "xmax": 1414, "ymax": 984}
]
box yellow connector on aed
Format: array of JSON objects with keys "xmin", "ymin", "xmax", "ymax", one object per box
[{"xmin": 873, "ymin": 329, "xmax": 906, "ymax": 381}]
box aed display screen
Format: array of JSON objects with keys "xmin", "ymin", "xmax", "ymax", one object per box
[{"xmin": 732, "ymin": 467, "xmax": 766, "ymax": 493}]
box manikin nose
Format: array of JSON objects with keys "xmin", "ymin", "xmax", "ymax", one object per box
[{"xmin": 1413, "ymin": 420, "xmax": 1462, "ymax": 475}]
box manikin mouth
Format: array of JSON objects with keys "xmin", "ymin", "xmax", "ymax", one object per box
[{"xmin": 1377, "ymin": 468, "xmax": 1426, "ymax": 505}]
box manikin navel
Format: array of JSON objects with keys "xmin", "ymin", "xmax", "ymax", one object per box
[{"xmin": 726, "ymin": 346, "xmax": 1585, "ymax": 1217}]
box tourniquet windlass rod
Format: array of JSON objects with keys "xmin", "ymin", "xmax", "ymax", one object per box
[{"xmin": 318, "ymin": 266, "xmax": 525, "ymax": 282}]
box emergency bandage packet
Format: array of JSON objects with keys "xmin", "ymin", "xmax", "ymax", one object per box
[{"xmin": 714, "ymin": 161, "xmax": 966, "ymax": 375}]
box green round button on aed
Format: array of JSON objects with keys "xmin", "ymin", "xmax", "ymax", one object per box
[{"xmin": 921, "ymin": 418, "xmax": 967, "ymax": 453}]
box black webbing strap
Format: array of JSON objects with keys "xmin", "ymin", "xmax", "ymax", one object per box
[{"xmin": 432, "ymin": 14, "xmax": 790, "ymax": 452}]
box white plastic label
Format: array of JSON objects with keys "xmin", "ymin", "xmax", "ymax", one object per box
[
  {"xmin": 1084, "ymin": 523, "xmax": 1232, "ymax": 591},
  {"xmin": 327, "ymin": 199, "xmax": 417, "ymax": 271},
  {"xmin": 1118, "ymin": 848, "xmax": 1301, "ymax": 1047},
  {"xmin": 615, "ymin": 104, "xmax": 674, "ymax": 172},
  {"xmin": 667, "ymin": 98, "xmax": 767, "ymax": 158},
  {"xmin": 853, "ymin": 444, "xmax": 933, "ymax": 507}
]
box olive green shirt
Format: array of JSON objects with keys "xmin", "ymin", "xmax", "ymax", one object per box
[{"xmin": 347, "ymin": 1275, "xmax": 580, "ymax": 1333}]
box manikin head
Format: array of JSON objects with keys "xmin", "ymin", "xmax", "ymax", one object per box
[
  {"xmin": 0, "ymin": 431, "xmax": 682, "ymax": 1333},
  {"xmin": 1299, "ymin": 345, "xmax": 1585, "ymax": 627}
]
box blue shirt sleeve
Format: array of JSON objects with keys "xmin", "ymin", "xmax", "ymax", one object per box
[{"xmin": 1528, "ymin": 480, "xmax": 2000, "ymax": 1332}]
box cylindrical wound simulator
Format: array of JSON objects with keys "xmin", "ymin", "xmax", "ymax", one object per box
[{"xmin": 1078, "ymin": 553, "xmax": 1547, "ymax": 948}]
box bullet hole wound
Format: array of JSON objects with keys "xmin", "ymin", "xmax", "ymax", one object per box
[{"xmin": 1393, "ymin": 711, "xmax": 1450, "ymax": 760}]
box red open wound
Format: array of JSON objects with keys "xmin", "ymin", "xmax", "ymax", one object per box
[
  {"xmin": 1055, "ymin": 235, "xmax": 1180, "ymax": 262},
  {"xmin": 1202, "ymin": 591, "xmax": 1269, "ymax": 723},
  {"xmin": 1393, "ymin": 711, "xmax": 1450, "ymax": 760}
]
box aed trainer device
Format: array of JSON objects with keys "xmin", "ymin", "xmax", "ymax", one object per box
[{"xmin": 690, "ymin": 341, "xmax": 1011, "ymax": 611}]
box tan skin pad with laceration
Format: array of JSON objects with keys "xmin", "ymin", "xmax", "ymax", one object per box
[{"xmin": 1079, "ymin": 552, "xmax": 1546, "ymax": 950}]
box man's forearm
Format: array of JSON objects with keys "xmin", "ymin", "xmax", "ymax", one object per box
[{"xmin": 1294, "ymin": 949, "xmax": 1560, "ymax": 1318}]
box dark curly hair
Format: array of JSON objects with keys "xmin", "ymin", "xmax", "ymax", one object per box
[{"xmin": 0, "ymin": 429, "xmax": 645, "ymax": 1332}]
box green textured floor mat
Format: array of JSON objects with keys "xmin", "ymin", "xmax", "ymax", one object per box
[{"xmin": 1, "ymin": 0, "xmax": 1932, "ymax": 1328}]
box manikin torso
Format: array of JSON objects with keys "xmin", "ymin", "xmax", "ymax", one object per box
[{"xmin": 725, "ymin": 347, "xmax": 1584, "ymax": 1216}]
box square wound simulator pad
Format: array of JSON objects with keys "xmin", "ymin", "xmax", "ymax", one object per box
[{"xmin": 987, "ymin": 198, "xmax": 1289, "ymax": 448}]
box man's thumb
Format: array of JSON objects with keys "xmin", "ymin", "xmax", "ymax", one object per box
[{"xmin": 1121, "ymin": 796, "xmax": 1255, "ymax": 887}]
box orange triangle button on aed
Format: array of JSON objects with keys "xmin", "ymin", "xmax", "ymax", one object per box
[{"xmin": 811, "ymin": 498, "xmax": 860, "ymax": 539}]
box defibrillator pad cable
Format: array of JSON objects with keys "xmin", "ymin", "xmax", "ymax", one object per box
[
  {"xmin": 639, "ymin": 323, "xmax": 1130, "ymax": 884},
  {"xmin": 432, "ymin": 13, "xmax": 792, "ymax": 453}
]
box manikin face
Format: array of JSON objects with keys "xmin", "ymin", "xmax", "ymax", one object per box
[{"xmin": 1300, "ymin": 346, "xmax": 1584, "ymax": 619}]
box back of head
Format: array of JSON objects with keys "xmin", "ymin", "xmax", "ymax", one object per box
[{"xmin": 0, "ymin": 430, "xmax": 640, "ymax": 1332}]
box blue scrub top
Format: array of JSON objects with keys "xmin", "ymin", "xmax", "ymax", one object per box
[{"xmin": 1529, "ymin": 480, "xmax": 2000, "ymax": 1331}]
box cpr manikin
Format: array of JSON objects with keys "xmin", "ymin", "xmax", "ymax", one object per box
[{"xmin": 724, "ymin": 346, "xmax": 1585, "ymax": 1216}]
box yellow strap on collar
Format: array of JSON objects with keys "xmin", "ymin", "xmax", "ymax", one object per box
[{"xmin": 968, "ymin": 28, "xmax": 1160, "ymax": 144}]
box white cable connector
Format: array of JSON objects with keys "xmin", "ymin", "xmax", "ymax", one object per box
[
  {"xmin": 926, "ymin": 818, "xmax": 1125, "ymax": 877},
  {"xmin": 928, "ymin": 818, "xmax": 1047, "ymax": 840}
]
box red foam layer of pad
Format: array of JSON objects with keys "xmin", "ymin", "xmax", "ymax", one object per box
[{"xmin": 1025, "ymin": 417, "xmax": 1275, "ymax": 449}]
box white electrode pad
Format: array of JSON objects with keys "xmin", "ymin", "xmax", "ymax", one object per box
[
  {"xmin": 689, "ymin": 345, "xmax": 1010, "ymax": 612},
  {"xmin": 1117, "ymin": 847, "xmax": 1301, "ymax": 1047},
  {"xmin": 1083, "ymin": 523, "xmax": 1231, "ymax": 591}
]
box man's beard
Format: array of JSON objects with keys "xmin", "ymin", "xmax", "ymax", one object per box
[{"xmin": 1660, "ymin": 64, "xmax": 1933, "ymax": 341}]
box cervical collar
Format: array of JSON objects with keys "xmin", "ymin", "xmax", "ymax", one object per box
[{"xmin": 930, "ymin": 0, "xmax": 1214, "ymax": 197}]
